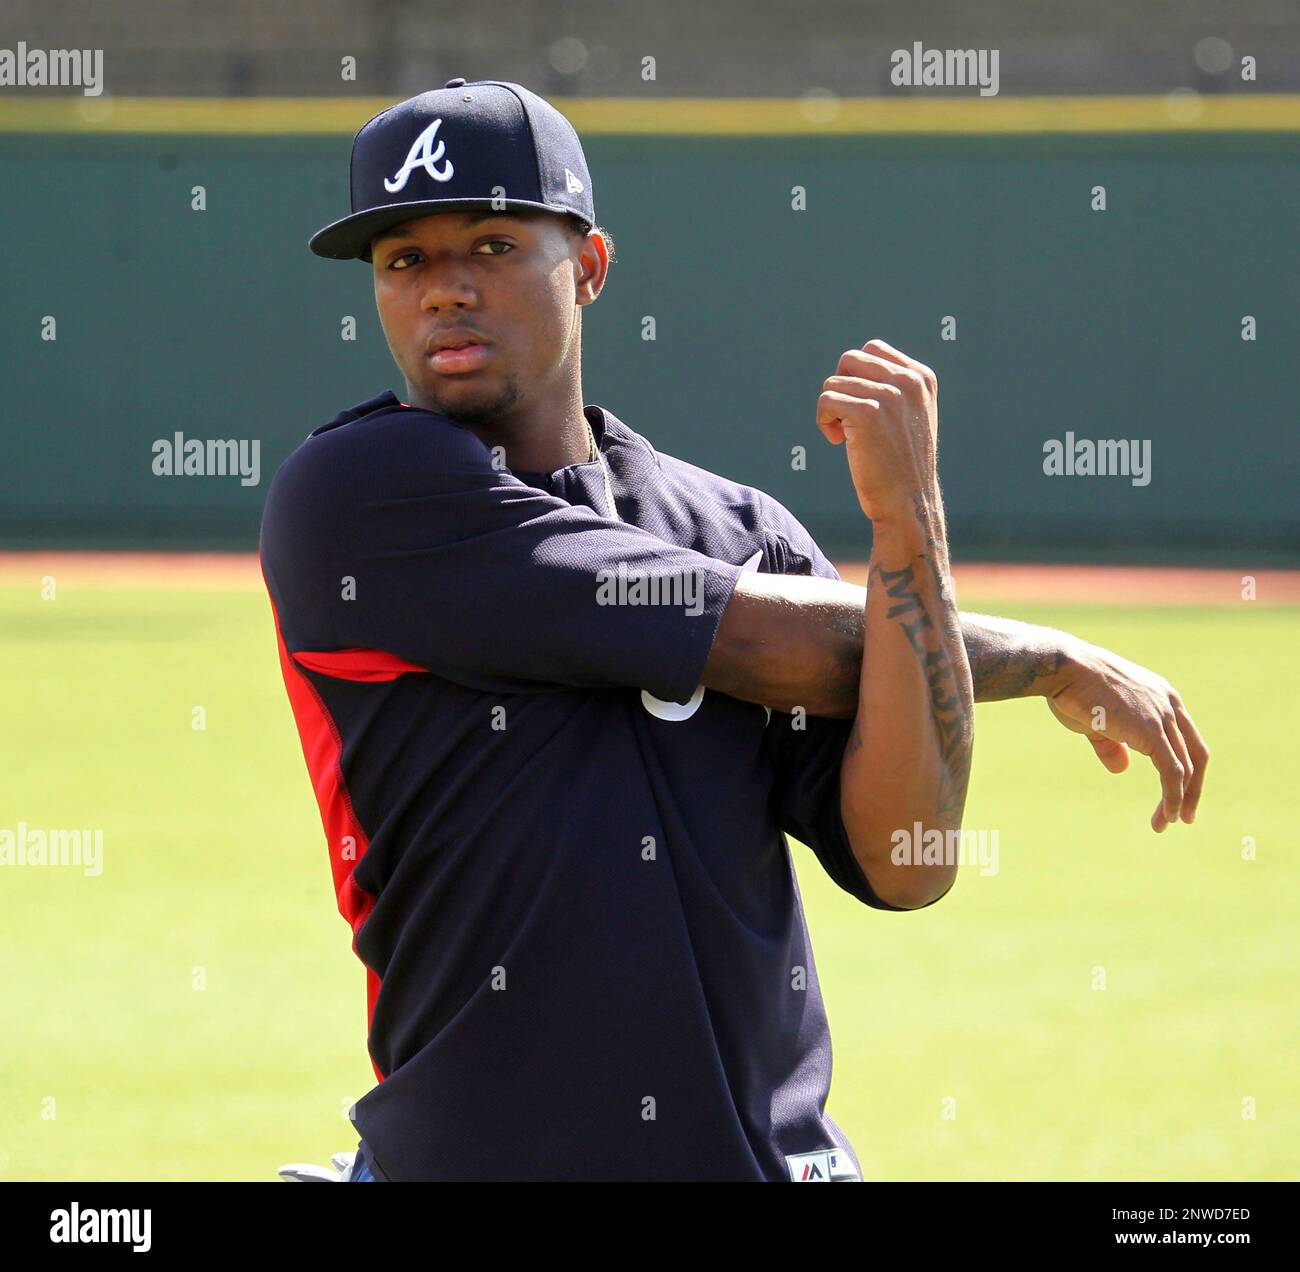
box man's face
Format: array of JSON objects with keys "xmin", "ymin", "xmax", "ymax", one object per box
[{"xmin": 370, "ymin": 209, "xmax": 605, "ymax": 426}]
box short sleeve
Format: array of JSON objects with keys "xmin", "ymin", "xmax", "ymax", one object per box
[
  {"xmin": 757, "ymin": 492, "xmax": 908, "ymax": 910},
  {"xmin": 764, "ymin": 713, "xmax": 908, "ymax": 910},
  {"xmin": 260, "ymin": 408, "xmax": 744, "ymax": 701}
]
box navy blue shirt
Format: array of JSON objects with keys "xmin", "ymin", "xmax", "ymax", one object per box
[{"xmin": 259, "ymin": 390, "xmax": 902, "ymax": 1182}]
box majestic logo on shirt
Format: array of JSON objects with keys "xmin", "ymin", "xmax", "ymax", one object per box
[
  {"xmin": 384, "ymin": 119, "xmax": 455, "ymax": 192},
  {"xmin": 785, "ymin": 1149, "xmax": 861, "ymax": 1182}
]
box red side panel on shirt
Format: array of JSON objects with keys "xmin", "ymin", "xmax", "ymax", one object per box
[
  {"xmin": 292, "ymin": 647, "xmax": 429, "ymax": 682},
  {"xmin": 266, "ymin": 593, "xmax": 386, "ymax": 1084}
]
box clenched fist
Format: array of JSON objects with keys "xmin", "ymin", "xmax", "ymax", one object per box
[{"xmin": 816, "ymin": 338, "xmax": 940, "ymax": 527}]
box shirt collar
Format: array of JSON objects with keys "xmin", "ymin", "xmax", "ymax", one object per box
[
  {"xmin": 312, "ymin": 394, "xmax": 637, "ymax": 485},
  {"xmin": 504, "ymin": 404, "xmax": 625, "ymax": 486}
]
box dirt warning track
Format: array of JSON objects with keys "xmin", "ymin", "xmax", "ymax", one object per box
[{"xmin": 0, "ymin": 552, "xmax": 1297, "ymax": 606}]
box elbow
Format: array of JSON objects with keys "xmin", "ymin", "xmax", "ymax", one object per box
[
  {"xmin": 865, "ymin": 866, "xmax": 955, "ymax": 911},
  {"xmin": 849, "ymin": 821, "xmax": 961, "ymax": 910}
]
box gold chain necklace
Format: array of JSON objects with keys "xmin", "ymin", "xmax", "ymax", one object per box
[{"xmin": 585, "ymin": 416, "xmax": 619, "ymax": 521}]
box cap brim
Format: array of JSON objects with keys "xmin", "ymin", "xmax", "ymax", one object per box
[{"xmin": 309, "ymin": 198, "xmax": 590, "ymax": 261}]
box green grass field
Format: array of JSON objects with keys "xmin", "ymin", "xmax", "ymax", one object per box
[{"xmin": 0, "ymin": 578, "xmax": 1295, "ymax": 1181}]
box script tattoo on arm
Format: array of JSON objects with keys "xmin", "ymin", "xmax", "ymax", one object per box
[
  {"xmin": 819, "ymin": 601, "xmax": 1072, "ymax": 711},
  {"xmin": 876, "ymin": 554, "xmax": 974, "ymax": 822}
]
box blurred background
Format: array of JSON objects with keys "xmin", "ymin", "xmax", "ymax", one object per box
[
  {"xmin": 8, "ymin": 0, "xmax": 1300, "ymax": 96},
  {"xmin": 0, "ymin": 1, "xmax": 1296, "ymax": 1183},
  {"xmin": 2, "ymin": 0, "xmax": 1298, "ymax": 558}
]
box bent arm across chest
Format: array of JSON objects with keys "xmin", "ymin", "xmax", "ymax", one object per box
[{"xmin": 702, "ymin": 572, "xmax": 1073, "ymax": 717}]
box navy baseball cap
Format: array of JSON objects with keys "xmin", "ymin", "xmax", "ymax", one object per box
[{"xmin": 309, "ymin": 77, "xmax": 596, "ymax": 262}]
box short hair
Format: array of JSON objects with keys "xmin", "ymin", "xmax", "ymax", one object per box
[{"xmin": 566, "ymin": 214, "xmax": 617, "ymax": 265}]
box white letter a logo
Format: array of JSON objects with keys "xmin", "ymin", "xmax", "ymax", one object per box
[{"xmin": 385, "ymin": 119, "xmax": 455, "ymax": 193}]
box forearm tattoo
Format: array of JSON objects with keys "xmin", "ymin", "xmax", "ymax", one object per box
[
  {"xmin": 964, "ymin": 637, "xmax": 1063, "ymax": 702},
  {"xmin": 875, "ymin": 555, "xmax": 974, "ymax": 822}
]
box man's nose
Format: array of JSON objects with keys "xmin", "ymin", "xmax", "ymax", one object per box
[{"xmin": 419, "ymin": 254, "xmax": 478, "ymax": 310}]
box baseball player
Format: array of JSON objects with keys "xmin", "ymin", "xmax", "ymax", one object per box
[{"xmin": 261, "ymin": 79, "xmax": 1208, "ymax": 1183}]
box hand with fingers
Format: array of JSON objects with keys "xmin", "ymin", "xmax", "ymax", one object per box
[
  {"xmin": 812, "ymin": 337, "xmax": 1209, "ymax": 837},
  {"xmin": 1039, "ymin": 642, "xmax": 1210, "ymax": 831},
  {"xmin": 815, "ymin": 337, "xmax": 943, "ymax": 533}
]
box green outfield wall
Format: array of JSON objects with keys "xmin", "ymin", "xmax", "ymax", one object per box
[{"xmin": 1, "ymin": 102, "xmax": 1296, "ymax": 562}]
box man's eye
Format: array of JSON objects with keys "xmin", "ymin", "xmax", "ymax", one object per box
[
  {"xmin": 389, "ymin": 251, "xmax": 422, "ymax": 270},
  {"xmin": 475, "ymin": 240, "xmax": 513, "ymax": 256}
]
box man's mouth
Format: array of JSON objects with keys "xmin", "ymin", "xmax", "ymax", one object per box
[{"xmin": 428, "ymin": 340, "xmax": 492, "ymax": 374}]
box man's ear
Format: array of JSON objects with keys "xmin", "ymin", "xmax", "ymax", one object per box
[{"xmin": 574, "ymin": 229, "xmax": 609, "ymax": 307}]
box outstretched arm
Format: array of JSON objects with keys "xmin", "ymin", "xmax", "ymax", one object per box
[
  {"xmin": 707, "ymin": 578, "xmax": 1057, "ymax": 711},
  {"xmin": 704, "ymin": 578, "xmax": 1209, "ymax": 834}
]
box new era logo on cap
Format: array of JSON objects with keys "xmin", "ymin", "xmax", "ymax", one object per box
[{"xmin": 565, "ymin": 168, "xmax": 584, "ymax": 194}]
